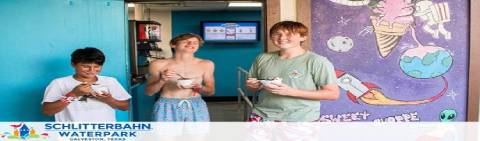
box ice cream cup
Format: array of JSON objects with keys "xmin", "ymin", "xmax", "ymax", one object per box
[
  {"xmin": 177, "ymin": 79, "xmax": 194, "ymax": 87},
  {"xmin": 260, "ymin": 78, "xmax": 282, "ymax": 86}
]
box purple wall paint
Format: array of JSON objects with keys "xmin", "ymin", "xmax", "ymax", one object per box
[{"xmin": 312, "ymin": 0, "xmax": 468, "ymax": 121}]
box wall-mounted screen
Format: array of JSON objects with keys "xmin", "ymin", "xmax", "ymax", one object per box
[{"xmin": 201, "ymin": 21, "xmax": 259, "ymax": 42}]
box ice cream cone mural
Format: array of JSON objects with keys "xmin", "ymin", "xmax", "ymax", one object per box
[
  {"xmin": 370, "ymin": 0, "xmax": 415, "ymax": 58},
  {"xmin": 370, "ymin": 16, "xmax": 410, "ymax": 57},
  {"xmin": 336, "ymin": 70, "xmax": 447, "ymax": 105}
]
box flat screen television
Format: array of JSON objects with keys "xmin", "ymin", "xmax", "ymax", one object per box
[{"xmin": 201, "ymin": 21, "xmax": 259, "ymax": 42}]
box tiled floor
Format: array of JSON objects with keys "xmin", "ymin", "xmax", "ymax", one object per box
[{"xmin": 207, "ymin": 101, "xmax": 248, "ymax": 121}]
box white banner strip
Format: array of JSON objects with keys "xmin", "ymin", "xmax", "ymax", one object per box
[{"xmin": 0, "ymin": 122, "xmax": 478, "ymax": 141}]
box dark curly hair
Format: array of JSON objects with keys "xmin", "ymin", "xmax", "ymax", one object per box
[{"xmin": 71, "ymin": 47, "xmax": 105, "ymax": 65}]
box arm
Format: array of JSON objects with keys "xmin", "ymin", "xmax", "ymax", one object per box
[
  {"xmin": 245, "ymin": 78, "xmax": 261, "ymax": 92},
  {"xmin": 42, "ymin": 83, "xmax": 92, "ymax": 115},
  {"xmin": 145, "ymin": 60, "xmax": 167, "ymax": 96},
  {"xmin": 106, "ymin": 99, "xmax": 130, "ymax": 111},
  {"xmin": 93, "ymin": 78, "xmax": 131, "ymax": 111},
  {"xmin": 264, "ymin": 83, "xmax": 339, "ymax": 100},
  {"xmin": 42, "ymin": 100, "xmax": 69, "ymax": 116},
  {"xmin": 245, "ymin": 55, "xmax": 262, "ymax": 92},
  {"xmin": 95, "ymin": 95, "xmax": 130, "ymax": 111},
  {"xmin": 199, "ymin": 60, "xmax": 215, "ymax": 96}
]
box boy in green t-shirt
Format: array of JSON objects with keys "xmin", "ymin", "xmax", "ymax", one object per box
[{"xmin": 246, "ymin": 21, "xmax": 340, "ymax": 122}]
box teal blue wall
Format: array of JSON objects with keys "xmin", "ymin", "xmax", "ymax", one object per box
[
  {"xmin": 172, "ymin": 11, "xmax": 263, "ymax": 97},
  {"xmin": 131, "ymin": 83, "xmax": 155, "ymax": 121},
  {"xmin": 0, "ymin": 0, "xmax": 130, "ymax": 121}
]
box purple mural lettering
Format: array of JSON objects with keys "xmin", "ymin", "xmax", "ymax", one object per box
[
  {"xmin": 373, "ymin": 112, "xmax": 420, "ymax": 122},
  {"xmin": 319, "ymin": 111, "xmax": 370, "ymax": 122}
]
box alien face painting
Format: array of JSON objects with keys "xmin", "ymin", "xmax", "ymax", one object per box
[{"xmin": 440, "ymin": 109, "xmax": 456, "ymax": 122}]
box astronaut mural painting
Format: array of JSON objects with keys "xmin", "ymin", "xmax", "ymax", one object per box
[{"xmin": 313, "ymin": 0, "xmax": 468, "ymax": 122}]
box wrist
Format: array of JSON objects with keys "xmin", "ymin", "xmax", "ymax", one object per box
[
  {"xmin": 292, "ymin": 89, "xmax": 303, "ymax": 97},
  {"xmin": 193, "ymin": 85, "xmax": 204, "ymax": 93},
  {"xmin": 69, "ymin": 91, "xmax": 82, "ymax": 97},
  {"xmin": 104, "ymin": 98, "xmax": 117, "ymax": 104},
  {"xmin": 61, "ymin": 92, "xmax": 77, "ymax": 104},
  {"xmin": 66, "ymin": 92, "xmax": 76, "ymax": 97},
  {"xmin": 284, "ymin": 88, "xmax": 296, "ymax": 97}
]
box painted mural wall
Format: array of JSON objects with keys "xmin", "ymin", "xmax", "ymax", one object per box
[{"xmin": 312, "ymin": 0, "xmax": 468, "ymax": 121}]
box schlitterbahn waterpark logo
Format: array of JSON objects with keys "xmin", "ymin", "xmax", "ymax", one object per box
[
  {"xmin": 44, "ymin": 123, "xmax": 151, "ymax": 141},
  {"xmin": 0, "ymin": 123, "xmax": 48, "ymax": 140}
]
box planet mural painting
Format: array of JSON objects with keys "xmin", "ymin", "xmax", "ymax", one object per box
[
  {"xmin": 400, "ymin": 46, "xmax": 453, "ymax": 79},
  {"xmin": 327, "ymin": 35, "xmax": 354, "ymax": 53}
]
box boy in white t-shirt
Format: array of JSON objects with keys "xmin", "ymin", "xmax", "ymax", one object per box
[{"xmin": 42, "ymin": 47, "xmax": 131, "ymax": 122}]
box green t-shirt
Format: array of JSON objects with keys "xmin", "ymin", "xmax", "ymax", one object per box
[{"xmin": 248, "ymin": 51, "xmax": 337, "ymax": 121}]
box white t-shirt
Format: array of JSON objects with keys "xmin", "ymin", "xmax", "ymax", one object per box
[{"xmin": 42, "ymin": 75, "xmax": 131, "ymax": 122}]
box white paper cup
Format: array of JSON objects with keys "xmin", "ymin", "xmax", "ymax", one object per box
[
  {"xmin": 177, "ymin": 79, "xmax": 194, "ymax": 87},
  {"xmin": 260, "ymin": 78, "xmax": 282, "ymax": 86},
  {"xmin": 92, "ymin": 85, "xmax": 110, "ymax": 95}
]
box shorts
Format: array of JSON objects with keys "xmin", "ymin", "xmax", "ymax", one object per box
[{"xmin": 153, "ymin": 96, "xmax": 210, "ymax": 122}]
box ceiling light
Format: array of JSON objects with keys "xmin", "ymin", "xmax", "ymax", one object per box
[
  {"xmin": 228, "ymin": 2, "xmax": 262, "ymax": 7},
  {"xmin": 127, "ymin": 3, "xmax": 135, "ymax": 8}
]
